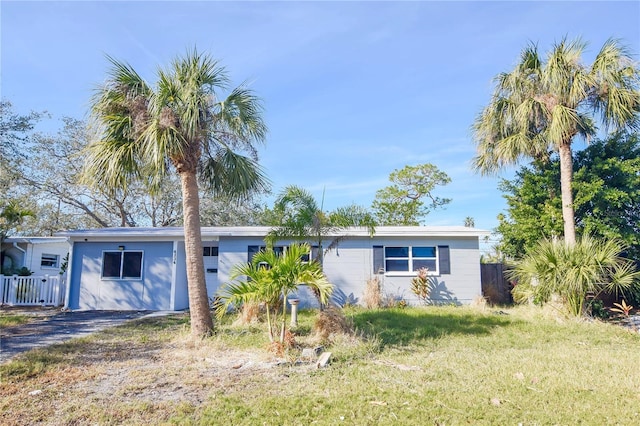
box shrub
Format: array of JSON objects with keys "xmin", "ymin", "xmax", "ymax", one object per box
[
  {"xmin": 410, "ymin": 267, "xmax": 430, "ymax": 304},
  {"xmin": 509, "ymin": 235, "xmax": 640, "ymax": 317},
  {"xmin": 313, "ymin": 306, "xmax": 354, "ymax": 343},
  {"xmin": 233, "ymin": 302, "xmax": 261, "ymax": 325},
  {"xmin": 363, "ymin": 276, "xmax": 383, "ymax": 309}
]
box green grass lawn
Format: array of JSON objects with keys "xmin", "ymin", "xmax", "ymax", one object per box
[{"xmin": 2, "ymin": 306, "xmax": 639, "ymax": 425}]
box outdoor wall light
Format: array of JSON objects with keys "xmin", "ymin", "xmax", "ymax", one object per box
[{"xmin": 118, "ymin": 245, "xmax": 125, "ymax": 251}]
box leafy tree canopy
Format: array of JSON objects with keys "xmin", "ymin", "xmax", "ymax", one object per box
[
  {"xmin": 371, "ymin": 163, "xmax": 451, "ymax": 225},
  {"xmin": 497, "ymin": 133, "xmax": 640, "ymax": 260}
]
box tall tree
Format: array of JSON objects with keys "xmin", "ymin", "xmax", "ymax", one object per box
[
  {"xmin": 473, "ymin": 38, "xmax": 640, "ymax": 245},
  {"xmin": 12, "ymin": 117, "xmax": 185, "ymax": 231},
  {"xmin": 0, "ymin": 100, "xmax": 44, "ymax": 164},
  {"xmin": 0, "ymin": 101, "xmax": 44, "ymax": 204},
  {"xmin": 200, "ymin": 195, "xmax": 269, "ymax": 226},
  {"xmin": 497, "ymin": 133, "xmax": 640, "ymax": 260},
  {"xmin": 371, "ymin": 163, "xmax": 451, "ymax": 225},
  {"xmin": 85, "ymin": 50, "xmax": 268, "ymax": 337}
]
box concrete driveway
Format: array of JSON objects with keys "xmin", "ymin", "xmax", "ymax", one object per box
[{"xmin": 0, "ymin": 309, "xmax": 154, "ymax": 364}]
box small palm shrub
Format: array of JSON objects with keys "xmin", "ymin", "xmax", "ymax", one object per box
[
  {"xmin": 510, "ymin": 235, "xmax": 640, "ymax": 317},
  {"xmin": 217, "ymin": 243, "xmax": 333, "ymax": 344}
]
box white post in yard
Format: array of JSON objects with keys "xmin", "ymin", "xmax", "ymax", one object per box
[{"xmin": 289, "ymin": 298, "xmax": 300, "ymax": 327}]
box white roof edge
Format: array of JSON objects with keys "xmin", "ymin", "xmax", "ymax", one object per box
[
  {"xmin": 339, "ymin": 226, "xmax": 490, "ymax": 237},
  {"xmin": 3, "ymin": 236, "xmax": 69, "ymax": 244},
  {"xmin": 55, "ymin": 226, "xmax": 489, "ymax": 240}
]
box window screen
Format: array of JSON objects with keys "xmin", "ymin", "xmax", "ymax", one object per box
[
  {"xmin": 41, "ymin": 253, "xmax": 59, "ymax": 268},
  {"xmin": 101, "ymin": 250, "xmax": 143, "ymax": 279}
]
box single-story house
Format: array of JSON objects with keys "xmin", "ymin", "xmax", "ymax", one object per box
[
  {"xmin": 1, "ymin": 237, "xmax": 70, "ymax": 276},
  {"xmin": 57, "ymin": 226, "xmax": 489, "ymax": 311}
]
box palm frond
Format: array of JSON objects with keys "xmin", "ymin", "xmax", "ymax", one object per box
[
  {"xmin": 214, "ymin": 84, "xmax": 268, "ymax": 148},
  {"xmin": 198, "ymin": 146, "xmax": 270, "ymax": 200}
]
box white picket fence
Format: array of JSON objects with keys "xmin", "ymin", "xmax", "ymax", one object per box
[{"xmin": 0, "ymin": 274, "xmax": 66, "ymax": 306}]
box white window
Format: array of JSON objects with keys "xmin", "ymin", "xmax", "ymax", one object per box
[
  {"xmin": 101, "ymin": 250, "xmax": 143, "ymax": 279},
  {"xmin": 384, "ymin": 246, "xmax": 438, "ymax": 274},
  {"xmin": 41, "ymin": 253, "xmax": 60, "ymax": 268}
]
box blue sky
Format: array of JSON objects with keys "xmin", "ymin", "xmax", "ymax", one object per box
[{"xmin": 2, "ymin": 1, "xmax": 639, "ymax": 245}]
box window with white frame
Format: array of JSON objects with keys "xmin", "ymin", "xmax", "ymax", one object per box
[
  {"xmin": 41, "ymin": 253, "xmax": 60, "ymax": 268},
  {"xmin": 101, "ymin": 250, "xmax": 143, "ymax": 279},
  {"xmin": 384, "ymin": 246, "xmax": 438, "ymax": 274}
]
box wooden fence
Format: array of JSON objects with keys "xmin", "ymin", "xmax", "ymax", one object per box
[
  {"xmin": 0, "ymin": 274, "xmax": 66, "ymax": 306},
  {"xmin": 480, "ymin": 263, "xmax": 513, "ymax": 305}
]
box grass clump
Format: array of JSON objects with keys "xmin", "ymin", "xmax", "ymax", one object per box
[
  {"xmin": 363, "ymin": 276, "xmax": 383, "ymax": 308},
  {"xmin": 0, "ymin": 313, "xmax": 30, "ymax": 327},
  {"xmin": 312, "ymin": 306, "xmax": 354, "ymax": 344}
]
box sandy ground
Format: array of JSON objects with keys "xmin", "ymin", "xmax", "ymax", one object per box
[{"xmin": 1, "ymin": 307, "xmax": 151, "ymax": 363}]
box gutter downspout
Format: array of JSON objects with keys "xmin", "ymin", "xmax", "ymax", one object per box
[{"xmin": 63, "ymin": 239, "xmax": 74, "ymax": 310}]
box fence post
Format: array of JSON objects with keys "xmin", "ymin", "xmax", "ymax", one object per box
[
  {"xmin": 42, "ymin": 275, "xmax": 49, "ymax": 306},
  {"xmin": 9, "ymin": 275, "xmax": 18, "ymax": 305},
  {"xmin": 58, "ymin": 274, "xmax": 66, "ymax": 306}
]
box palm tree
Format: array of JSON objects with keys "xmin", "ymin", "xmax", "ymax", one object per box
[
  {"xmin": 265, "ymin": 185, "xmax": 376, "ymax": 267},
  {"xmin": 85, "ymin": 50, "xmax": 268, "ymax": 337},
  {"xmin": 217, "ymin": 243, "xmax": 333, "ymax": 343},
  {"xmin": 473, "ymin": 38, "xmax": 639, "ymax": 245},
  {"xmin": 0, "ymin": 200, "xmax": 34, "ymax": 244},
  {"xmin": 509, "ymin": 235, "xmax": 639, "ymax": 317}
]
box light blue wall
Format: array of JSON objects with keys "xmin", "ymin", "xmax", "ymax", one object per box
[
  {"xmin": 68, "ymin": 241, "xmax": 174, "ymax": 310},
  {"xmin": 172, "ymin": 241, "xmax": 189, "ymax": 310}
]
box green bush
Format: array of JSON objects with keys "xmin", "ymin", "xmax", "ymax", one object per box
[{"xmin": 510, "ymin": 235, "xmax": 640, "ymax": 316}]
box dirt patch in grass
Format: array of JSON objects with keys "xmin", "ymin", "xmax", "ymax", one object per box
[{"xmin": 0, "ymin": 315, "xmax": 296, "ymax": 425}]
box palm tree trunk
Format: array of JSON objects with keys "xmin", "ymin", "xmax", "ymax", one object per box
[
  {"xmin": 180, "ymin": 170, "xmax": 214, "ymax": 337},
  {"xmin": 558, "ymin": 142, "xmax": 576, "ymax": 245}
]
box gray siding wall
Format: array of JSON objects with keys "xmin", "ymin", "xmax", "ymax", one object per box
[
  {"xmin": 217, "ymin": 237, "xmax": 266, "ymax": 286},
  {"xmin": 68, "ymin": 241, "xmax": 174, "ymax": 310},
  {"xmin": 322, "ymin": 236, "xmax": 481, "ymax": 305},
  {"xmin": 216, "ymin": 235, "xmax": 481, "ymax": 308}
]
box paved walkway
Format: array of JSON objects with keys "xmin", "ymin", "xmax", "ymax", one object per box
[{"xmin": 0, "ymin": 310, "xmax": 158, "ymax": 364}]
